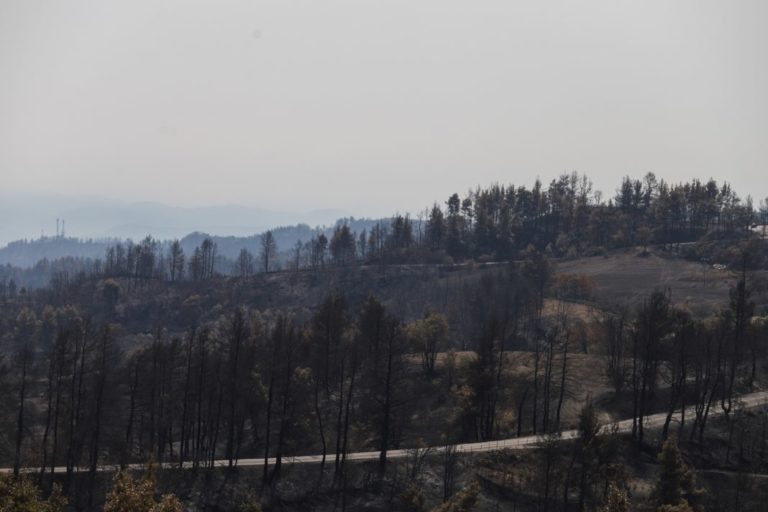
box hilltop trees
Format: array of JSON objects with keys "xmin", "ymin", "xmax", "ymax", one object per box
[
  {"xmin": 104, "ymin": 237, "xmax": 160, "ymax": 281},
  {"xmin": 329, "ymin": 225, "xmax": 356, "ymax": 266},
  {"xmin": 189, "ymin": 238, "xmax": 217, "ymax": 280},
  {"xmin": 425, "ymin": 204, "xmax": 446, "ymax": 251},
  {"xmin": 4, "ymin": 173, "xmax": 765, "ymax": 297},
  {"xmin": 260, "ymin": 231, "xmax": 277, "ymax": 273},
  {"xmin": 235, "ymin": 248, "xmax": 255, "ymax": 278},
  {"xmin": 167, "ymin": 240, "xmax": 185, "ymax": 282},
  {"xmin": 13, "ymin": 173, "xmax": 761, "ymax": 291},
  {"xmin": 358, "ymin": 173, "xmax": 759, "ymax": 265}
]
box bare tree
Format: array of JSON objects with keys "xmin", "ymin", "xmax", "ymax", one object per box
[
  {"xmin": 260, "ymin": 230, "xmax": 278, "ymax": 273},
  {"xmin": 235, "ymin": 248, "xmax": 255, "ymax": 278},
  {"xmin": 168, "ymin": 239, "xmax": 185, "ymax": 282},
  {"xmin": 442, "ymin": 443, "xmax": 458, "ymax": 502},
  {"xmin": 603, "ymin": 310, "xmax": 629, "ymax": 396},
  {"xmin": 13, "ymin": 308, "xmax": 37, "ymax": 478}
]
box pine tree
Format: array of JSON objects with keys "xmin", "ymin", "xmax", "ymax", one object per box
[{"xmin": 653, "ymin": 436, "xmax": 704, "ymax": 511}]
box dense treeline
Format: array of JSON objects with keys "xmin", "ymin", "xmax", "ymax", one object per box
[
  {"xmin": 311, "ymin": 172, "xmax": 765, "ymax": 265},
  {"xmin": 2, "ymin": 174, "xmax": 767, "ymax": 293},
  {"xmin": 214, "ymin": 173, "xmax": 766, "ymax": 269}
]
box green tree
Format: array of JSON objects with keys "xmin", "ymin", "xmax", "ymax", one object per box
[
  {"xmin": 103, "ymin": 470, "xmax": 182, "ymax": 512},
  {"xmin": 0, "ymin": 475, "xmax": 66, "ymax": 512},
  {"xmin": 652, "ymin": 436, "xmax": 704, "ymax": 511},
  {"xmin": 407, "ymin": 313, "xmax": 449, "ymax": 376},
  {"xmin": 426, "ymin": 203, "xmax": 446, "ymax": 250}
]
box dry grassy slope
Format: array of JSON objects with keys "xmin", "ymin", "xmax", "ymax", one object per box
[
  {"xmin": 556, "ymin": 249, "xmax": 737, "ymax": 316},
  {"xmin": 139, "ymin": 250, "xmax": 739, "ymax": 333}
]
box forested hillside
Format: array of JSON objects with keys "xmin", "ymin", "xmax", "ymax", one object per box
[
  {"xmin": 2, "ymin": 173, "xmax": 767, "ymax": 293},
  {"xmin": 0, "ymin": 174, "xmax": 767, "ymax": 511}
]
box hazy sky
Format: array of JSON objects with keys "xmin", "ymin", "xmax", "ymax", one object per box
[{"xmin": 2, "ymin": 0, "xmax": 767, "ymax": 217}]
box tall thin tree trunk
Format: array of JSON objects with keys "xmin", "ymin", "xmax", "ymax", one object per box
[
  {"xmin": 88, "ymin": 329, "xmax": 109, "ymax": 507},
  {"xmin": 50, "ymin": 360, "xmax": 63, "ymax": 480},
  {"xmin": 532, "ymin": 338, "xmax": 540, "ymax": 435},
  {"xmin": 517, "ymin": 385, "xmax": 529, "ymax": 437},
  {"xmin": 339, "ymin": 360, "xmax": 357, "ymax": 483},
  {"xmin": 314, "ymin": 376, "xmax": 327, "ymax": 474},
  {"xmin": 124, "ymin": 360, "xmax": 139, "ymax": 468},
  {"xmin": 262, "ymin": 372, "xmax": 274, "ymax": 484},
  {"xmin": 555, "ymin": 332, "xmax": 569, "ymax": 433},
  {"xmin": 13, "ymin": 350, "xmax": 29, "ymax": 479},
  {"xmin": 179, "ymin": 329, "xmax": 195, "ymax": 467},
  {"xmin": 334, "ymin": 358, "xmax": 346, "ymax": 475},
  {"xmin": 39, "ymin": 351, "xmax": 56, "ymax": 483},
  {"xmin": 378, "ymin": 332, "xmax": 394, "ymax": 473}
]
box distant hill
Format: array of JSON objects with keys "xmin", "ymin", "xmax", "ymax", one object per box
[
  {"xmin": 178, "ymin": 217, "xmax": 380, "ymax": 260},
  {"xmin": 0, "ymin": 195, "xmax": 349, "ymax": 246},
  {"xmin": 0, "ymin": 236, "xmax": 114, "ymax": 267},
  {"xmin": 0, "ymin": 217, "xmax": 383, "ymax": 268}
]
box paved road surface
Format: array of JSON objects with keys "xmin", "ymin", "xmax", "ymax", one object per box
[{"xmin": 3, "ymin": 391, "xmax": 767, "ymax": 475}]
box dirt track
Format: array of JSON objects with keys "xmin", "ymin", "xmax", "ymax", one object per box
[{"xmin": 5, "ymin": 391, "xmax": 766, "ymax": 475}]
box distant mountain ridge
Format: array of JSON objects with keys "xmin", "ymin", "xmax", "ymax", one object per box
[
  {"xmin": 0, "ymin": 195, "xmax": 349, "ymax": 245},
  {"xmin": 0, "ymin": 217, "xmax": 382, "ymax": 268}
]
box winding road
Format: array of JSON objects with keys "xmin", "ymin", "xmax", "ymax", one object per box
[{"xmin": 3, "ymin": 390, "xmax": 767, "ymax": 475}]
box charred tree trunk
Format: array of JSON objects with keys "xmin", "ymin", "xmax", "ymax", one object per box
[
  {"xmin": 13, "ymin": 347, "xmax": 30, "ymax": 479},
  {"xmin": 555, "ymin": 331, "xmax": 569, "ymax": 433}
]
